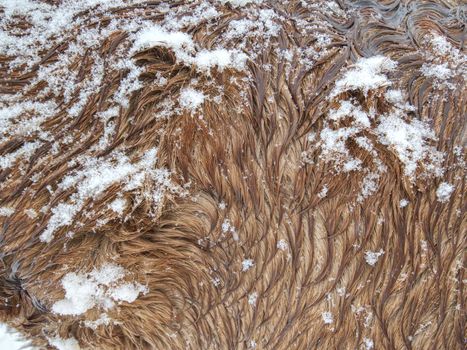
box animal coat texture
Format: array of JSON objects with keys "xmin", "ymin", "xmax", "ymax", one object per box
[{"xmin": 0, "ymin": 0, "xmax": 465, "ymax": 349}]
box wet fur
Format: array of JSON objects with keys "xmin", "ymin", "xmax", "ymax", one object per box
[{"xmin": 0, "ymin": 1, "xmax": 466, "ymax": 349}]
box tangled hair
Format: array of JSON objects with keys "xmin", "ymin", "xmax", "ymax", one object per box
[{"xmin": 0, "ymin": 0, "xmax": 465, "ymax": 349}]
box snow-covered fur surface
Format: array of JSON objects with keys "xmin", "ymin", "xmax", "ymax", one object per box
[{"xmin": 0, "ymin": 0, "xmax": 465, "ymax": 349}]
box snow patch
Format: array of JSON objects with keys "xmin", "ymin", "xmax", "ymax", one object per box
[
  {"xmin": 421, "ymin": 63, "xmax": 453, "ymax": 81},
  {"xmin": 217, "ymin": 0, "xmax": 262, "ymax": 7},
  {"xmin": 331, "ymin": 56, "xmax": 397, "ymax": 97},
  {"xmin": 134, "ymin": 26, "xmax": 247, "ymax": 73},
  {"xmin": 47, "ymin": 336, "xmax": 80, "ymax": 350},
  {"xmin": 109, "ymin": 198, "xmax": 127, "ymax": 216},
  {"xmin": 0, "ymin": 324, "xmax": 34, "ymax": 350},
  {"xmin": 52, "ymin": 263, "xmax": 147, "ymax": 316},
  {"xmin": 134, "ymin": 25, "xmax": 194, "ymax": 54},
  {"xmin": 0, "ymin": 141, "xmax": 42, "ymax": 170},
  {"xmin": 328, "ymin": 100, "xmax": 370, "ymax": 127},
  {"xmin": 194, "ymin": 49, "xmax": 248, "ymax": 72},
  {"xmin": 109, "ymin": 282, "xmax": 147, "ymax": 303},
  {"xmin": 376, "ymin": 111, "xmax": 443, "ymax": 180},
  {"xmin": 179, "ymin": 88, "xmax": 205, "ymax": 111}
]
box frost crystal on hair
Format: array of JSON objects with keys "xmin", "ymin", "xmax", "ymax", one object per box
[
  {"xmin": 276, "ymin": 239, "xmax": 288, "ymax": 251},
  {"xmin": 83, "ymin": 313, "xmax": 112, "ymax": 330},
  {"xmin": 248, "ymin": 292, "xmax": 258, "ymax": 306},
  {"xmin": 363, "ymin": 338, "xmax": 374, "ymax": 350},
  {"xmin": 0, "ymin": 207, "xmax": 15, "ymax": 217},
  {"xmin": 222, "ymin": 219, "xmax": 232, "ymax": 233},
  {"xmin": 0, "ymin": 324, "xmax": 32, "ymax": 350},
  {"xmin": 436, "ymin": 182, "xmax": 454, "ymax": 203},
  {"xmin": 242, "ymin": 259, "xmax": 254, "ymax": 271},
  {"xmin": 399, "ymin": 199, "xmax": 409, "ymax": 208},
  {"xmin": 322, "ymin": 311, "xmax": 333, "ymax": 324},
  {"xmin": 364, "ymin": 250, "xmax": 385, "ymax": 266},
  {"xmin": 221, "ymin": 219, "xmax": 238, "ymax": 241}
]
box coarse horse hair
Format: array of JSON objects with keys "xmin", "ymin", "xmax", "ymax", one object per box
[{"xmin": 0, "ymin": 0, "xmax": 465, "ymax": 349}]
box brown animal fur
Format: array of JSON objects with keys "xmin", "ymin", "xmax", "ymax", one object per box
[{"xmin": 0, "ymin": 0, "xmax": 465, "ymax": 349}]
